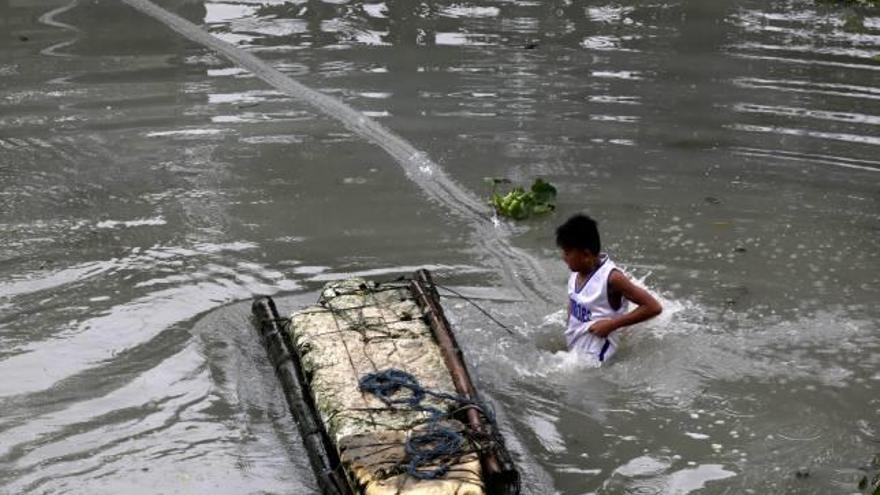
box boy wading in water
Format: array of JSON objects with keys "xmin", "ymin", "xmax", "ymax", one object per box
[{"xmin": 556, "ymin": 214, "xmax": 662, "ymax": 364}]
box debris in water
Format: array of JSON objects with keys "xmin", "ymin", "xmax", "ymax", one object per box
[{"xmin": 485, "ymin": 177, "xmax": 557, "ymax": 220}]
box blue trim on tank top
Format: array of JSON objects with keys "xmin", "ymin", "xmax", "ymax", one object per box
[
  {"xmin": 575, "ymin": 256, "xmax": 607, "ymax": 294},
  {"xmin": 598, "ymin": 339, "xmax": 611, "ymax": 362}
]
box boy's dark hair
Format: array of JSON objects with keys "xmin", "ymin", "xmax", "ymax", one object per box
[{"xmin": 556, "ymin": 214, "xmax": 601, "ymax": 254}]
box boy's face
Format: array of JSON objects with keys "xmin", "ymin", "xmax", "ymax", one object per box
[{"xmin": 561, "ymin": 247, "xmax": 599, "ymax": 273}]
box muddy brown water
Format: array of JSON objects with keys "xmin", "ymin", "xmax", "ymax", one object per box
[{"xmin": 1, "ymin": 0, "xmax": 878, "ymax": 493}]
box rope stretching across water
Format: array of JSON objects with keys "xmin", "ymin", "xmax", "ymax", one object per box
[
  {"xmin": 358, "ymin": 368, "xmax": 494, "ymax": 480},
  {"xmin": 119, "ymin": 0, "xmax": 558, "ymax": 305}
]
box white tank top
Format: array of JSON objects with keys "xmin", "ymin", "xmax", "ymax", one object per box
[{"xmin": 565, "ymin": 254, "xmax": 629, "ymax": 363}]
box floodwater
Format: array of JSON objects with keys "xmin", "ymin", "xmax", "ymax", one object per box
[{"xmin": 1, "ymin": 0, "xmax": 878, "ymax": 493}]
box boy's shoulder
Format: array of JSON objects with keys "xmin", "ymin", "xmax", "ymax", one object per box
[{"xmin": 605, "ymin": 259, "xmax": 634, "ymax": 287}]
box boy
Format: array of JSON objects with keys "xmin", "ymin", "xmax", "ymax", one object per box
[{"xmin": 556, "ymin": 214, "xmax": 662, "ymax": 364}]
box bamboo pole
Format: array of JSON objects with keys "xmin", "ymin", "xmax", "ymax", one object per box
[
  {"xmin": 410, "ymin": 270, "xmax": 521, "ymax": 495},
  {"xmin": 252, "ymin": 296, "xmax": 354, "ymax": 495}
]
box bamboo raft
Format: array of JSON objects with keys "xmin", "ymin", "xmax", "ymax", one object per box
[{"xmin": 252, "ymin": 269, "xmax": 519, "ymax": 495}]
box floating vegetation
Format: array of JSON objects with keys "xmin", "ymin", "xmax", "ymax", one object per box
[
  {"xmin": 254, "ymin": 1, "xmax": 304, "ymax": 17},
  {"xmin": 857, "ymin": 453, "xmax": 880, "ymax": 495},
  {"xmin": 485, "ymin": 177, "xmax": 557, "ymax": 220},
  {"xmin": 815, "ymin": 0, "xmax": 880, "ymax": 32},
  {"xmin": 812, "ymin": 0, "xmax": 880, "ymax": 35},
  {"xmin": 816, "ymin": 0, "xmax": 880, "ymax": 6}
]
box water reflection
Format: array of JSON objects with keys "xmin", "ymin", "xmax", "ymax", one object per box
[{"xmin": 1, "ymin": 0, "xmax": 879, "ymax": 494}]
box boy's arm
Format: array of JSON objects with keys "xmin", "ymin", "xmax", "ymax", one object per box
[{"xmin": 589, "ymin": 270, "xmax": 662, "ymax": 338}]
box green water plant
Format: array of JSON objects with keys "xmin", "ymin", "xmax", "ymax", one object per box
[
  {"xmin": 815, "ymin": 0, "xmax": 880, "ymax": 33},
  {"xmin": 857, "ymin": 452, "xmax": 880, "ymax": 495},
  {"xmin": 857, "ymin": 473, "xmax": 880, "ymax": 495},
  {"xmin": 484, "ymin": 177, "xmax": 557, "ymax": 220}
]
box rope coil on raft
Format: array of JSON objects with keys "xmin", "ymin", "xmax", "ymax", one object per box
[{"xmin": 358, "ymin": 368, "xmax": 495, "ymax": 480}]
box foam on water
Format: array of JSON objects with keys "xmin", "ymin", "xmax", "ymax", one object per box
[
  {"xmin": 37, "ymin": 0, "xmax": 79, "ymax": 58},
  {"xmin": 95, "ymin": 216, "xmax": 167, "ymax": 229},
  {"xmin": 488, "ymin": 272, "xmax": 688, "ymax": 381},
  {"xmin": 454, "ymin": 273, "xmax": 877, "ymax": 427},
  {"xmin": 511, "ymin": 348, "xmax": 603, "ymax": 379}
]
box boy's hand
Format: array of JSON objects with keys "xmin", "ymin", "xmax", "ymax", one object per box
[{"xmin": 589, "ymin": 319, "xmax": 618, "ymax": 338}]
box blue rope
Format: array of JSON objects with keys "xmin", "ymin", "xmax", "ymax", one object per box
[{"xmin": 359, "ymin": 369, "xmax": 491, "ymax": 480}]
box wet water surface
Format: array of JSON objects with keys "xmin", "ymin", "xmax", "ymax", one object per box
[{"xmin": 1, "ymin": 0, "xmax": 878, "ymax": 493}]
